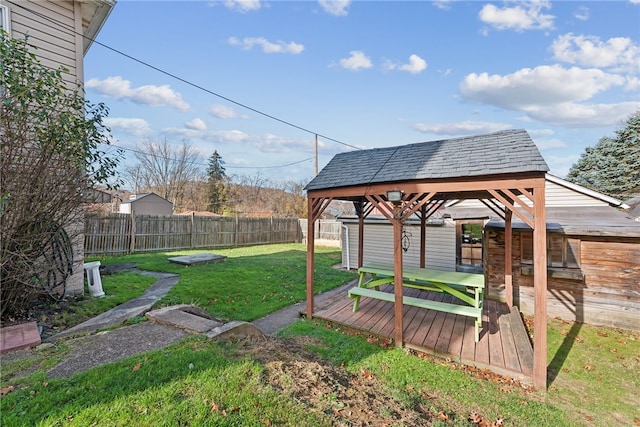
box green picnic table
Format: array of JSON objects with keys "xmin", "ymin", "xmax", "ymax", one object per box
[{"xmin": 348, "ymin": 262, "xmax": 485, "ymax": 341}]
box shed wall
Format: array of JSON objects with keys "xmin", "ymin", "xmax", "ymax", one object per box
[
  {"xmin": 485, "ymin": 229, "xmax": 640, "ymax": 330},
  {"xmin": 121, "ymin": 195, "xmax": 174, "ymax": 216},
  {"xmin": 341, "ymin": 220, "xmax": 456, "ymax": 271}
]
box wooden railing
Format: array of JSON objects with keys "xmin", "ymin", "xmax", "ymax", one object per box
[{"xmin": 84, "ymin": 213, "xmax": 306, "ymax": 256}]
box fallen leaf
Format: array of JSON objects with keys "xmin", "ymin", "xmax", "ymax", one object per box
[
  {"xmin": 633, "ymin": 417, "xmax": 640, "ymax": 426},
  {"xmin": 437, "ymin": 410, "xmax": 450, "ymax": 422},
  {"xmin": 1, "ymin": 385, "xmax": 15, "ymax": 396},
  {"xmin": 575, "ymin": 336, "xmax": 584, "ymax": 343},
  {"xmin": 584, "ymin": 364, "xmax": 595, "ymax": 371},
  {"xmin": 132, "ymin": 363, "xmax": 141, "ymax": 372}
]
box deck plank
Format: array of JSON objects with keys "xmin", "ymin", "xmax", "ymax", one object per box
[
  {"xmin": 448, "ymin": 314, "xmax": 467, "ymax": 359},
  {"xmin": 509, "ymin": 307, "xmax": 534, "ymax": 376},
  {"xmin": 313, "ymin": 289, "xmax": 533, "ymax": 383},
  {"xmin": 412, "ymin": 293, "xmax": 445, "ymax": 347},
  {"xmin": 487, "ymin": 300, "xmax": 506, "ymax": 369},
  {"xmin": 474, "ymin": 308, "xmax": 490, "ymax": 365},
  {"xmin": 498, "ymin": 311, "xmax": 521, "ymax": 373}
]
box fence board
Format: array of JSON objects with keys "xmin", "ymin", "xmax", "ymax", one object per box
[{"xmin": 84, "ymin": 214, "xmax": 333, "ymax": 256}]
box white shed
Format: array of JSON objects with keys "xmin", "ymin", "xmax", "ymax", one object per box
[{"xmin": 119, "ymin": 193, "xmax": 174, "ymax": 216}]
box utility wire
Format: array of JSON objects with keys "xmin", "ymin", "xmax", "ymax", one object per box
[
  {"xmin": 107, "ymin": 141, "xmax": 313, "ymax": 170},
  {"xmin": 7, "ymin": 0, "xmax": 363, "ymax": 155}
]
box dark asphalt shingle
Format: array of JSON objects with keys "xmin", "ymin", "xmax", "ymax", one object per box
[{"xmin": 305, "ymin": 129, "xmax": 549, "ymax": 191}]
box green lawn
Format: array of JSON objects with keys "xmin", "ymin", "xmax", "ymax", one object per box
[{"xmin": 1, "ymin": 244, "xmax": 638, "ymax": 426}]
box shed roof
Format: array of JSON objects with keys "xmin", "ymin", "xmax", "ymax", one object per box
[{"xmin": 305, "ymin": 129, "xmax": 549, "ymax": 191}]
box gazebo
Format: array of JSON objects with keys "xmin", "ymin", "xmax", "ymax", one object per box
[{"xmin": 304, "ymin": 129, "xmax": 550, "ymax": 389}]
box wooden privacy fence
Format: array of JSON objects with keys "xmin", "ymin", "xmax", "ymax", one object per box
[
  {"xmin": 298, "ymin": 219, "xmax": 342, "ymax": 241},
  {"xmin": 85, "ymin": 213, "xmax": 310, "ymax": 256}
]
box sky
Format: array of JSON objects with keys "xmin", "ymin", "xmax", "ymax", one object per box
[{"xmin": 83, "ymin": 0, "xmax": 640, "ymax": 188}]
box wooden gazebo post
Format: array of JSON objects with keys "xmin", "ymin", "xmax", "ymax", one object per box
[
  {"xmin": 392, "ymin": 217, "xmax": 404, "ymax": 345},
  {"xmin": 505, "ymin": 210, "xmax": 513, "ymax": 307},
  {"xmin": 533, "ymin": 183, "xmax": 547, "ymax": 389}
]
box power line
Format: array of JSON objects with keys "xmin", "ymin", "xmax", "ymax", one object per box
[
  {"xmin": 108, "ymin": 141, "xmax": 313, "ymax": 170},
  {"xmin": 7, "ymin": 0, "xmax": 363, "ymax": 155}
]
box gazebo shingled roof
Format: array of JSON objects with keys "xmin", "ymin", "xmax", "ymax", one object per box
[
  {"xmin": 305, "ymin": 129, "xmax": 549, "ymax": 192},
  {"xmin": 304, "ymin": 129, "xmax": 551, "ymax": 389}
]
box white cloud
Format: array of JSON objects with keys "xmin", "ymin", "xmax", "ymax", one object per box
[
  {"xmin": 228, "ymin": 36, "xmax": 304, "ymax": 54},
  {"xmin": 525, "ymin": 101, "xmax": 640, "ymax": 127},
  {"xmin": 544, "ymin": 154, "xmax": 579, "ymax": 178},
  {"xmin": 532, "ymin": 137, "xmax": 567, "ymax": 150},
  {"xmin": 185, "ymin": 118, "xmax": 207, "ymax": 131},
  {"xmin": 104, "ymin": 117, "xmax": 153, "ymax": 138},
  {"xmin": 163, "ymin": 126, "xmax": 251, "ymax": 144},
  {"xmin": 386, "ymin": 54, "xmax": 428, "ymax": 74},
  {"xmin": 318, "ymin": 0, "xmax": 350, "ymax": 16},
  {"xmin": 86, "ymin": 76, "xmax": 190, "ymax": 111},
  {"xmin": 433, "ymin": 0, "xmax": 453, "ymax": 11},
  {"xmin": 478, "ymin": 1, "xmax": 554, "ymax": 32},
  {"xmin": 223, "ymin": 0, "xmax": 261, "ymax": 13},
  {"xmin": 210, "ymin": 104, "xmax": 247, "ymax": 119},
  {"xmin": 573, "ymin": 6, "xmax": 589, "ymax": 21},
  {"xmin": 337, "ymin": 50, "xmax": 372, "ymax": 71},
  {"xmin": 412, "ymin": 120, "xmax": 512, "ymax": 135},
  {"xmin": 551, "ymin": 33, "xmax": 640, "ymax": 73},
  {"xmin": 460, "ymin": 65, "xmax": 626, "ymax": 110}
]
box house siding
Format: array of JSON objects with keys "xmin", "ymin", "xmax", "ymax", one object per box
[
  {"xmin": 341, "ymin": 220, "xmax": 456, "ymax": 271},
  {"xmin": 486, "ymin": 229, "xmax": 640, "ymax": 330},
  {"xmin": 453, "ymin": 179, "xmax": 612, "ymax": 210},
  {"xmin": 8, "ymin": 0, "xmax": 80, "ymax": 86},
  {"xmin": 4, "ymin": 0, "xmax": 108, "ymax": 296}
]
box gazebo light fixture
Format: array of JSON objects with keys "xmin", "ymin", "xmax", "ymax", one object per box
[{"xmin": 387, "ymin": 189, "xmax": 403, "ymax": 203}]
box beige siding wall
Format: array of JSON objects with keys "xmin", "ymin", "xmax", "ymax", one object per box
[
  {"xmin": 5, "ymin": 0, "xmax": 88, "ymax": 294},
  {"xmin": 453, "ymin": 179, "xmax": 611, "ymax": 210},
  {"xmin": 7, "ymin": 0, "xmax": 80, "ymax": 85},
  {"xmin": 342, "ymin": 220, "xmax": 456, "ymax": 271}
]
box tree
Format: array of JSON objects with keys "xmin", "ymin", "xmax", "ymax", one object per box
[
  {"xmin": 206, "ymin": 150, "xmax": 228, "ymax": 214},
  {"xmin": 269, "ymin": 180, "xmax": 307, "ymax": 218},
  {"xmin": 1, "ymin": 33, "xmax": 121, "ymax": 316},
  {"xmin": 566, "ymin": 111, "xmax": 640, "ymax": 200},
  {"xmin": 132, "ymin": 137, "xmax": 202, "ymax": 208}
]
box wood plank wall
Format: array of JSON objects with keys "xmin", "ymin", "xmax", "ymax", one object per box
[{"xmin": 485, "ymin": 229, "xmax": 640, "ymax": 330}]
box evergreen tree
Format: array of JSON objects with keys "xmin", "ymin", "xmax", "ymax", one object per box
[
  {"xmin": 566, "ymin": 111, "xmax": 640, "ymax": 200},
  {"xmin": 206, "ymin": 150, "xmax": 228, "ymax": 214}
]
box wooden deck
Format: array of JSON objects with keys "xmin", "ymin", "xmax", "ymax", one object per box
[{"xmin": 313, "ymin": 285, "xmax": 534, "ymax": 383}]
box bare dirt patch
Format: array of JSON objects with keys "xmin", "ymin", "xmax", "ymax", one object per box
[{"xmin": 234, "ymin": 335, "xmax": 513, "ymax": 426}]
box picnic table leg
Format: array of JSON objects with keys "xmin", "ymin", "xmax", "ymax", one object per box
[{"xmin": 352, "ymin": 271, "xmax": 366, "ymax": 311}]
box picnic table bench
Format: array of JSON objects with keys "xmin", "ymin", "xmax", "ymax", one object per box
[{"xmin": 348, "ymin": 262, "xmax": 485, "ymax": 341}]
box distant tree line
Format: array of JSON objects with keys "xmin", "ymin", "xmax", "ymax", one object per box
[{"xmin": 116, "ymin": 138, "xmax": 308, "ymax": 218}]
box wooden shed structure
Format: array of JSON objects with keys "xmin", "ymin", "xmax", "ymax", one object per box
[{"xmin": 304, "ymin": 129, "xmax": 551, "ymax": 388}]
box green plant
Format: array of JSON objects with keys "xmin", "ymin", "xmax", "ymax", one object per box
[{"xmin": 0, "ymin": 31, "xmax": 122, "ymax": 316}]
